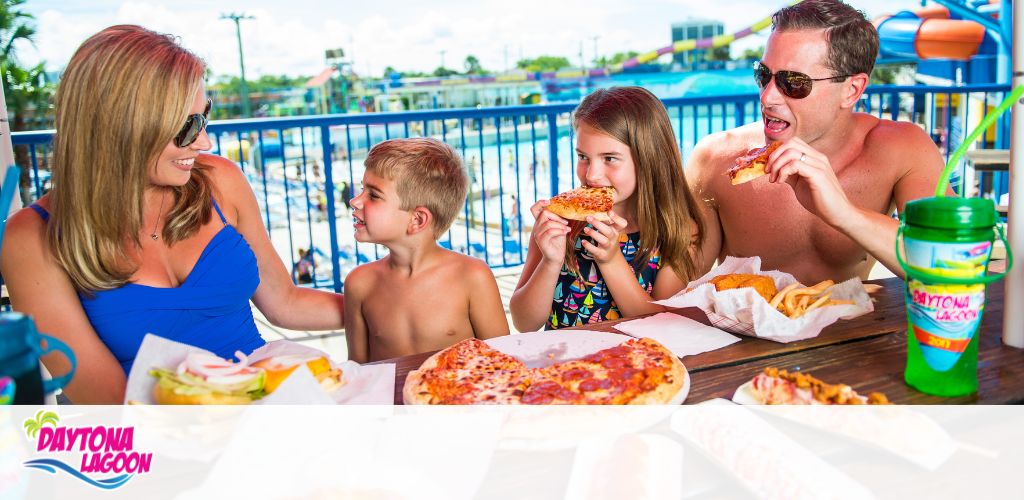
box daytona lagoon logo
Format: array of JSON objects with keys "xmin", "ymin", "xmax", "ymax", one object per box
[{"xmin": 22, "ymin": 411, "xmax": 153, "ymax": 489}]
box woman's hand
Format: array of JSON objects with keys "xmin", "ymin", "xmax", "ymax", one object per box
[
  {"xmin": 581, "ymin": 211, "xmax": 628, "ymax": 266},
  {"xmin": 529, "ymin": 200, "xmax": 570, "ymax": 268}
]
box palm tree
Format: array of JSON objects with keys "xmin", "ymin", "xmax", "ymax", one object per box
[
  {"xmin": 0, "ymin": 0, "xmax": 54, "ymax": 205},
  {"xmin": 22, "ymin": 409, "xmax": 59, "ymax": 439},
  {"xmin": 464, "ymin": 55, "xmax": 483, "ymax": 75}
]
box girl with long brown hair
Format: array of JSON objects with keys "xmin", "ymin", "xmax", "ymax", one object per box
[
  {"xmin": 510, "ymin": 87, "xmax": 705, "ymax": 330},
  {"xmin": 0, "ymin": 25, "xmax": 345, "ymax": 403}
]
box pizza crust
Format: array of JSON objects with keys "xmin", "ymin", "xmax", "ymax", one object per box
[
  {"xmin": 729, "ymin": 161, "xmax": 767, "ymax": 185},
  {"xmin": 626, "ymin": 343, "xmax": 687, "ymax": 405},
  {"xmin": 547, "ymin": 203, "xmax": 612, "ymax": 222},
  {"xmin": 402, "ymin": 368, "xmax": 435, "ymax": 405}
]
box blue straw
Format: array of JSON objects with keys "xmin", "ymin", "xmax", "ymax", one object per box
[{"xmin": 0, "ymin": 165, "xmax": 21, "ymax": 250}]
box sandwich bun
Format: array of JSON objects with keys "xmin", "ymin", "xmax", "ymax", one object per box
[{"xmin": 152, "ymin": 378, "xmax": 254, "ymax": 405}]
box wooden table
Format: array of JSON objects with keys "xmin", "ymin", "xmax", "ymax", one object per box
[{"xmin": 373, "ymin": 267, "xmax": 1024, "ymax": 405}]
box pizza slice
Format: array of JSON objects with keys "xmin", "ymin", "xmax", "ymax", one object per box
[
  {"xmin": 521, "ymin": 338, "xmax": 685, "ymax": 405},
  {"xmin": 424, "ymin": 338, "xmax": 525, "ymax": 372},
  {"xmin": 728, "ymin": 142, "xmax": 781, "ymax": 185},
  {"xmin": 750, "ymin": 367, "xmax": 889, "ymax": 405},
  {"xmin": 405, "ymin": 367, "xmax": 529, "ymax": 404},
  {"xmin": 546, "ymin": 186, "xmax": 616, "ymax": 222},
  {"xmin": 404, "ymin": 338, "xmax": 530, "ymax": 404}
]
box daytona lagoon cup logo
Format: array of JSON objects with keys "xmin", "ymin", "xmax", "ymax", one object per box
[{"xmin": 22, "ymin": 410, "xmax": 153, "ymax": 490}]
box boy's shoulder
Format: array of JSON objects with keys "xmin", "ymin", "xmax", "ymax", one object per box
[
  {"xmin": 435, "ymin": 249, "xmax": 494, "ymax": 281},
  {"xmin": 437, "ymin": 247, "xmax": 488, "ymax": 266},
  {"xmin": 343, "ymin": 259, "xmax": 386, "ymax": 295}
]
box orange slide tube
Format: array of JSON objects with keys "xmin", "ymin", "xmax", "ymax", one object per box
[
  {"xmin": 914, "ymin": 5, "xmax": 952, "ymax": 20},
  {"xmin": 915, "ymin": 18, "xmax": 987, "ymax": 60}
]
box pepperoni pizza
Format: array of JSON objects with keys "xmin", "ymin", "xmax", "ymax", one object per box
[
  {"xmin": 728, "ymin": 142, "xmax": 781, "ymax": 185},
  {"xmin": 403, "ymin": 337, "xmax": 686, "ymax": 405}
]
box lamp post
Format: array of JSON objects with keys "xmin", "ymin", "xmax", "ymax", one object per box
[{"xmin": 221, "ymin": 12, "xmax": 254, "ymax": 118}]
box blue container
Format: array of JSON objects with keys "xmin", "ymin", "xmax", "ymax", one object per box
[{"xmin": 0, "ymin": 312, "xmax": 76, "ymax": 404}]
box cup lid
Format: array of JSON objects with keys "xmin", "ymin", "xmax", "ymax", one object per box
[{"xmin": 904, "ymin": 196, "xmax": 997, "ymax": 229}]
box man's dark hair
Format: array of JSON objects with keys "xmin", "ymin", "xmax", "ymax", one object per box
[{"xmin": 772, "ymin": 0, "xmax": 879, "ymax": 80}]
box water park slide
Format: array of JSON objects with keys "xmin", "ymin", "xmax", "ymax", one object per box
[
  {"xmin": 608, "ymin": 1, "xmax": 803, "ymax": 73},
  {"xmin": 396, "ymin": 1, "xmax": 801, "ymax": 86},
  {"xmin": 875, "ymin": 2, "xmax": 998, "ymax": 61}
]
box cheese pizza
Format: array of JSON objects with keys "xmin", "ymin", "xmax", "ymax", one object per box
[
  {"xmin": 404, "ymin": 337, "xmax": 686, "ymax": 405},
  {"xmin": 546, "ymin": 186, "xmax": 616, "ymax": 222}
]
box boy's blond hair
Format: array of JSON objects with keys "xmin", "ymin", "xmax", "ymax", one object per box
[{"xmin": 364, "ymin": 138, "xmax": 468, "ymax": 239}]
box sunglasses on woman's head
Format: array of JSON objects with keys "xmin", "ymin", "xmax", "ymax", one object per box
[
  {"xmin": 754, "ymin": 61, "xmax": 853, "ymax": 99},
  {"xmin": 174, "ymin": 98, "xmax": 212, "ymax": 148}
]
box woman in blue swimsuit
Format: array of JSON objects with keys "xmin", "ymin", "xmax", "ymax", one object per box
[{"xmin": 0, "ymin": 25, "xmax": 345, "ymax": 403}]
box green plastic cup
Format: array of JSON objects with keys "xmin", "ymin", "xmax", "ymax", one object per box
[{"xmin": 898, "ymin": 197, "xmax": 1011, "ymax": 396}]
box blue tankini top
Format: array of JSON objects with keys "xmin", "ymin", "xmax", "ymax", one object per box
[{"xmin": 30, "ymin": 199, "xmax": 266, "ymax": 374}]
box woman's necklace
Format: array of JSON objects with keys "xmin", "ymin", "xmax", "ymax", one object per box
[{"xmin": 150, "ymin": 192, "xmax": 166, "ymax": 241}]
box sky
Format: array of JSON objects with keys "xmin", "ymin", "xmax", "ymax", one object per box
[{"xmin": 18, "ymin": 0, "xmax": 928, "ymax": 80}]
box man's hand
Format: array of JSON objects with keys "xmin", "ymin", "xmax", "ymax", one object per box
[
  {"xmin": 766, "ymin": 138, "xmax": 854, "ymax": 227},
  {"xmin": 529, "ymin": 200, "xmax": 570, "ymax": 267},
  {"xmin": 581, "ymin": 212, "xmax": 628, "ymax": 265}
]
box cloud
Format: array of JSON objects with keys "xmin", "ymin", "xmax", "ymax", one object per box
[{"xmin": 19, "ymin": 0, "xmax": 927, "ymax": 78}]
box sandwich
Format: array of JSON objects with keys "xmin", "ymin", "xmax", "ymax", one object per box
[
  {"xmin": 252, "ymin": 355, "xmax": 346, "ymax": 395},
  {"xmin": 728, "ymin": 142, "xmax": 781, "ymax": 185},
  {"xmin": 150, "ymin": 351, "xmax": 266, "ymax": 405}
]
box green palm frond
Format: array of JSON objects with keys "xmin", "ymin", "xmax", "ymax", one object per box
[
  {"xmin": 23, "ymin": 418, "xmax": 39, "ymax": 437},
  {"xmin": 23, "ymin": 412, "xmax": 42, "ymax": 438},
  {"xmin": 38, "ymin": 411, "xmax": 59, "ymax": 427},
  {"xmin": 22, "ymin": 410, "xmax": 59, "ymax": 439}
]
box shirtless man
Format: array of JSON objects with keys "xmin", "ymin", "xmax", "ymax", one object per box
[
  {"xmin": 343, "ymin": 138, "xmax": 509, "ymax": 362},
  {"xmin": 687, "ymin": 0, "xmax": 947, "ymax": 284}
]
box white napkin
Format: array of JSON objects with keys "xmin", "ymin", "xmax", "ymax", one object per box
[
  {"xmin": 654, "ymin": 256, "xmax": 873, "ymax": 343},
  {"xmin": 336, "ymin": 363, "xmax": 395, "ymax": 404},
  {"xmin": 613, "ymin": 312, "xmax": 740, "ymax": 357}
]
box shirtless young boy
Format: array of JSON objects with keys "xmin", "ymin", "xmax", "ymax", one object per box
[
  {"xmin": 686, "ymin": 0, "xmax": 948, "ymax": 285},
  {"xmin": 343, "ymin": 138, "xmax": 509, "ymax": 362}
]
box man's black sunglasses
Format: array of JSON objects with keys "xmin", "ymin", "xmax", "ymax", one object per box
[
  {"xmin": 174, "ymin": 98, "xmax": 212, "ymax": 148},
  {"xmin": 754, "ymin": 61, "xmax": 853, "ymax": 99}
]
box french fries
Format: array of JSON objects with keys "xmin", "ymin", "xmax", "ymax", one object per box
[{"xmin": 768, "ymin": 279, "xmax": 856, "ymax": 319}]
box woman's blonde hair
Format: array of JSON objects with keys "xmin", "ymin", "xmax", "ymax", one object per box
[
  {"xmin": 569, "ymin": 87, "xmax": 705, "ymax": 282},
  {"xmin": 49, "ymin": 25, "xmax": 213, "ymax": 292}
]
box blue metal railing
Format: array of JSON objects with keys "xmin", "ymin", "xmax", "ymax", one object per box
[{"xmin": 10, "ymin": 83, "xmax": 1013, "ymax": 293}]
